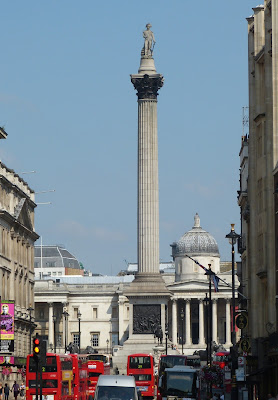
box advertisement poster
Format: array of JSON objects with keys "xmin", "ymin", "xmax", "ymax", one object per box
[
  {"xmin": 1, "ymin": 301, "xmax": 14, "ymax": 339},
  {"xmin": 0, "ymin": 356, "xmax": 14, "ymax": 364},
  {"xmin": 0, "ymin": 301, "xmax": 15, "ymax": 354}
]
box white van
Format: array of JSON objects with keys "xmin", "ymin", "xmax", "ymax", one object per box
[{"xmin": 94, "ymin": 375, "xmax": 139, "ymax": 400}]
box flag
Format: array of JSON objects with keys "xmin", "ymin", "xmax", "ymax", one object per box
[
  {"xmin": 185, "ymin": 254, "xmax": 219, "ymax": 292},
  {"xmin": 212, "ymin": 274, "xmax": 220, "ymax": 292}
]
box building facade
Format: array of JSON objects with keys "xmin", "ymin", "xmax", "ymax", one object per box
[
  {"xmin": 34, "ymin": 214, "xmax": 238, "ymax": 371},
  {"xmin": 238, "ymin": 1, "xmax": 278, "ymax": 396},
  {"xmin": 0, "ymin": 161, "xmax": 39, "ymax": 372}
]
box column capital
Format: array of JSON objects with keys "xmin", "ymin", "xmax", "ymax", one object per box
[
  {"xmin": 212, "ymin": 298, "xmax": 218, "ymax": 304},
  {"xmin": 171, "ymin": 297, "xmax": 178, "ymax": 303},
  {"xmin": 185, "ymin": 298, "xmax": 191, "ymax": 304},
  {"xmin": 131, "ymin": 74, "xmax": 163, "ymax": 100}
]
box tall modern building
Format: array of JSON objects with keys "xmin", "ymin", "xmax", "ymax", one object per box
[{"xmin": 238, "ymin": 1, "xmax": 278, "ymax": 396}]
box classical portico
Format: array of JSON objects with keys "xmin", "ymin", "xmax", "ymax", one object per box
[
  {"xmin": 169, "ymin": 296, "xmax": 232, "ymax": 353},
  {"xmin": 167, "ymin": 214, "xmax": 235, "ymax": 354}
]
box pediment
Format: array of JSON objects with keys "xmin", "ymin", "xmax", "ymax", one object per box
[
  {"xmin": 167, "ymin": 278, "xmax": 229, "ymax": 293},
  {"xmin": 14, "ymin": 198, "xmax": 33, "ymax": 231}
]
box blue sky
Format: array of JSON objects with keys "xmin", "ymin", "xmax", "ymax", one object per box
[{"xmin": 0, "ymin": 1, "xmax": 255, "ymax": 275}]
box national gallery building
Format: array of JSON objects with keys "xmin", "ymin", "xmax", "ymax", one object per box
[{"xmin": 34, "ymin": 214, "xmax": 239, "ymax": 364}]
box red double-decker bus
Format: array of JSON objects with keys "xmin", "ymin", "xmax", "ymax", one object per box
[
  {"xmin": 127, "ymin": 353, "xmax": 155, "ymax": 398},
  {"xmin": 212, "ymin": 351, "xmax": 230, "ymax": 370},
  {"xmin": 26, "ymin": 353, "xmax": 74, "ymax": 400},
  {"xmin": 86, "ymin": 354, "xmax": 110, "ymax": 398},
  {"xmin": 71, "ymin": 354, "xmax": 89, "ymax": 400}
]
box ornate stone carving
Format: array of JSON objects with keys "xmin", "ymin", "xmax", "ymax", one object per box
[
  {"xmin": 133, "ymin": 304, "xmax": 161, "ymax": 334},
  {"xmin": 131, "ymin": 74, "xmax": 163, "ymax": 100}
]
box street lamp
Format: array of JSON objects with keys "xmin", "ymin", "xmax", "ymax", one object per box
[
  {"xmin": 27, "ymin": 306, "xmax": 34, "ymax": 354},
  {"xmin": 53, "ymin": 315, "xmax": 57, "ymax": 353},
  {"xmin": 77, "ymin": 311, "xmax": 82, "ymax": 354},
  {"xmin": 180, "ymin": 307, "xmax": 184, "ymax": 355},
  {"xmin": 204, "ymin": 264, "xmax": 213, "ymax": 367},
  {"xmin": 106, "ymin": 339, "xmax": 109, "ymax": 354},
  {"xmin": 226, "ymin": 223, "xmax": 240, "ymax": 400},
  {"xmin": 62, "ymin": 310, "xmax": 69, "ymax": 352}
]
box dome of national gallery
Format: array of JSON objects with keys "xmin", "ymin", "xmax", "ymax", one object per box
[{"xmin": 171, "ymin": 213, "xmax": 219, "ymax": 257}]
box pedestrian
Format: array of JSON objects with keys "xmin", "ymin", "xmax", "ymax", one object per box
[
  {"xmin": 0, "ymin": 383, "xmax": 3, "ymax": 400},
  {"xmin": 4, "ymin": 384, "xmax": 10, "ymax": 400},
  {"xmin": 12, "ymin": 382, "xmax": 19, "ymax": 400},
  {"xmin": 268, "ymin": 394, "xmax": 276, "ymax": 400},
  {"xmin": 220, "ymin": 392, "xmax": 225, "ymax": 400},
  {"xmin": 19, "ymin": 383, "xmax": 25, "ymax": 399}
]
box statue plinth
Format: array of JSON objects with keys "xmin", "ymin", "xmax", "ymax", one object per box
[{"xmin": 138, "ymin": 56, "xmax": 156, "ymax": 74}]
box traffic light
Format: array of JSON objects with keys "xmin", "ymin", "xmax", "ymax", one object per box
[{"xmin": 33, "ymin": 334, "xmax": 41, "ymax": 362}]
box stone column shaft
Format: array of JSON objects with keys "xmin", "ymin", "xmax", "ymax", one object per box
[
  {"xmin": 138, "ymin": 99, "xmax": 159, "ymax": 274},
  {"xmin": 199, "ymin": 299, "xmax": 205, "ymax": 345},
  {"xmin": 225, "ymin": 299, "xmax": 232, "ymax": 346},
  {"xmin": 185, "ymin": 299, "xmax": 191, "ymax": 345},
  {"xmin": 118, "ymin": 300, "xmax": 124, "ymax": 345},
  {"xmin": 172, "ymin": 300, "xmax": 178, "ymax": 345},
  {"xmin": 48, "ymin": 303, "xmax": 54, "ymax": 348},
  {"xmin": 212, "ymin": 299, "xmax": 218, "ymax": 343}
]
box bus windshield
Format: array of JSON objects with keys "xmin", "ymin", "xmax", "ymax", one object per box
[
  {"xmin": 97, "ymin": 386, "xmax": 136, "ymax": 400},
  {"xmin": 128, "ymin": 356, "xmax": 151, "ymax": 369},
  {"xmin": 161, "ymin": 371, "xmax": 197, "ymax": 398},
  {"xmin": 28, "ymin": 356, "xmax": 57, "ymax": 372}
]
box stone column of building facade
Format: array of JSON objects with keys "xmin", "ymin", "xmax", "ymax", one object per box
[
  {"xmin": 124, "ymin": 25, "xmax": 170, "ymax": 347},
  {"xmin": 172, "ymin": 299, "xmax": 178, "ymax": 345},
  {"xmin": 225, "ymin": 299, "xmax": 231, "ymax": 346},
  {"xmin": 48, "ymin": 303, "xmax": 54, "ymax": 350},
  {"xmin": 198, "ymin": 299, "xmax": 205, "ymax": 345},
  {"xmin": 185, "ymin": 299, "xmax": 191, "ymax": 345},
  {"xmin": 212, "ymin": 299, "xmax": 218, "ymax": 343},
  {"xmin": 118, "ymin": 298, "xmax": 125, "ymax": 345}
]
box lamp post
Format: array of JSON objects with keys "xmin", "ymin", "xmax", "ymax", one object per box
[
  {"xmin": 77, "ymin": 311, "xmax": 82, "ymax": 354},
  {"xmin": 226, "ymin": 223, "xmax": 240, "ymax": 400},
  {"xmin": 180, "ymin": 307, "xmax": 184, "ymax": 355},
  {"xmin": 204, "ymin": 264, "xmax": 213, "ymax": 367},
  {"xmin": 62, "ymin": 310, "xmax": 69, "ymax": 352},
  {"xmin": 27, "ymin": 306, "xmax": 34, "ymax": 354},
  {"xmin": 53, "ymin": 315, "xmax": 57, "ymax": 353},
  {"xmin": 106, "ymin": 339, "xmax": 109, "ymax": 354}
]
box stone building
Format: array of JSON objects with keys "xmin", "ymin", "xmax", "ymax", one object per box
[
  {"xmin": 238, "ymin": 1, "xmax": 278, "ymax": 396},
  {"xmin": 0, "ymin": 161, "xmax": 39, "ymax": 371},
  {"xmin": 34, "ymin": 214, "xmax": 238, "ymax": 372}
]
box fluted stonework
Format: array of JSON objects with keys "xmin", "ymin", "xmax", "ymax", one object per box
[{"xmin": 124, "ymin": 72, "xmax": 169, "ymax": 296}]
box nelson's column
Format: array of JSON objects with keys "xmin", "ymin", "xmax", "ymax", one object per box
[{"xmin": 124, "ymin": 24, "xmax": 170, "ymax": 349}]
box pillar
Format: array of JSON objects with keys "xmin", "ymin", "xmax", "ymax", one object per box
[
  {"xmin": 118, "ymin": 298, "xmax": 125, "ymax": 345},
  {"xmin": 225, "ymin": 299, "xmax": 232, "ymax": 346},
  {"xmin": 185, "ymin": 299, "xmax": 191, "ymax": 345},
  {"xmin": 172, "ymin": 299, "xmax": 178, "ymax": 345},
  {"xmin": 131, "ymin": 73, "xmax": 163, "ymax": 275},
  {"xmin": 212, "ymin": 299, "xmax": 218, "ymax": 343},
  {"xmin": 48, "ymin": 302, "xmax": 54, "ymax": 349},
  {"xmin": 198, "ymin": 299, "xmax": 205, "ymax": 345}
]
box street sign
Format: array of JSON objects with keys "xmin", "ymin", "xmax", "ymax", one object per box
[
  {"xmin": 236, "ymin": 312, "xmax": 248, "ymax": 329},
  {"xmin": 239, "ymin": 338, "xmax": 251, "ymax": 353},
  {"xmin": 238, "ymin": 356, "xmax": 245, "ymax": 366},
  {"xmin": 236, "ymin": 367, "xmax": 245, "ymax": 381}
]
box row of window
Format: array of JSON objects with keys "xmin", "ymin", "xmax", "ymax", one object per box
[{"xmin": 38, "ymin": 306, "xmax": 129, "ymax": 320}]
